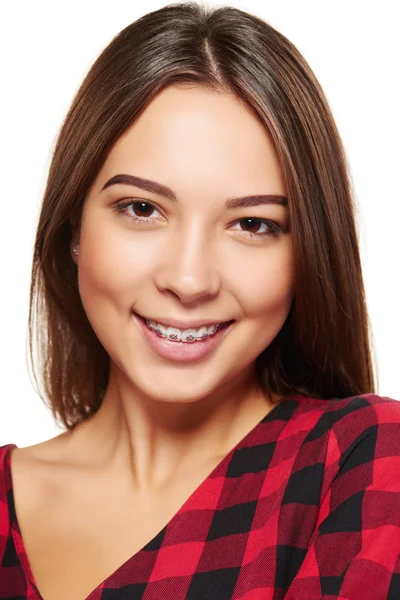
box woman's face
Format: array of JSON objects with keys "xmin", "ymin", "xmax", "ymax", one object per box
[{"xmin": 75, "ymin": 85, "xmax": 294, "ymax": 405}]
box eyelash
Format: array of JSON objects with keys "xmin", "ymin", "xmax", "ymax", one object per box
[{"xmin": 112, "ymin": 199, "xmax": 283, "ymax": 239}]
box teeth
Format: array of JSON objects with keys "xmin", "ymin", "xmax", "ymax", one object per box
[
  {"xmin": 166, "ymin": 327, "xmax": 182, "ymax": 341},
  {"xmin": 195, "ymin": 326, "xmax": 209, "ymax": 341},
  {"xmin": 181, "ymin": 329, "xmax": 198, "ymax": 343},
  {"xmin": 144, "ymin": 319, "xmax": 223, "ymax": 342},
  {"xmin": 155, "ymin": 324, "xmax": 168, "ymax": 337}
]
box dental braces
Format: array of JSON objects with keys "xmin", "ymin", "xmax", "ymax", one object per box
[{"xmin": 146, "ymin": 320, "xmax": 224, "ymax": 342}]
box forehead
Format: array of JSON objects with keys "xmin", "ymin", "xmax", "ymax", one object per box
[{"xmin": 95, "ymin": 85, "xmax": 285, "ymax": 198}]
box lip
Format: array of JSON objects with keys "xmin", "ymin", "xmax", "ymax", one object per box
[{"xmin": 132, "ymin": 311, "xmax": 234, "ymax": 362}]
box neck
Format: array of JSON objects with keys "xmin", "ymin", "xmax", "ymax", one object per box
[{"xmin": 66, "ymin": 364, "xmax": 278, "ymax": 491}]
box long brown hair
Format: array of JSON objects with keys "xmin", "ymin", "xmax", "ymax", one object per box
[{"xmin": 28, "ymin": 2, "xmax": 377, "ymax": 430}]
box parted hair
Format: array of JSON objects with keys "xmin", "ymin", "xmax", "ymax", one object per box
[{"xmin": 29, "ymin": 2, "xmax": 376, "ymax": 430}]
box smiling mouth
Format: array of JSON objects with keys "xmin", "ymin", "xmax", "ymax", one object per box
[
  {"xmin": 133, "ymin": 310, "xmax": 236, "ymax": 361},
  {"xmin": 137, "ymin": 313, "xmax": 234, "ymax": 342}
]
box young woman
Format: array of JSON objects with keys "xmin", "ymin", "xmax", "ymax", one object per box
[{"xmin": 1, "ymin": 3, "xmax": 399, "ymax": 599}]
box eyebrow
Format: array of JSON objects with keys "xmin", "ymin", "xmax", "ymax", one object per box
[{"xmin": 101, "ymin": 173, "xmax": 287, "ymax": 209}]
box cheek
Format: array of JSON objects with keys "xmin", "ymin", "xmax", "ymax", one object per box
[
  {"xmin": 75, "ymin": 214, "xmax": 155, "ymax": 358},
  {"xmin": 77, "ymin": 213, "xmax": 156, "ymax": 308},
  {"xmin": 236, "ymin": 243, "xmax": 294, "ymax": 319}
]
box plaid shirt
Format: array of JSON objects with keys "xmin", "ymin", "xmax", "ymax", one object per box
[{"xmin": 1, "ymin": 392, "xmax": 400, "ymax": 599}]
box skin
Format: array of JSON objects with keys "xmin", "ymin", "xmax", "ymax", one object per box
[
  {"xmin": 62, "ymin": 86, "xmax": 294, "ymax": 489},
  {"xmin": 9, "ymin": 85, "xmax": 295, "ymax": 598},
  {"xmin": 66, "ymin": 84, "xmax": 294, "ymax": 487}
]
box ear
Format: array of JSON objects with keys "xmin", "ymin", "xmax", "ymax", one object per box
[
  {"xmin": 69, "ymin": 198, "xmax": 84, "ymax": 263},
  {"xmin": 69, "ymin": 217, "xmax": 81, "ymax": 265}
]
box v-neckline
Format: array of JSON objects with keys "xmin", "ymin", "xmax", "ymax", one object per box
[{"xmin": 4, "ymin": 393, "xmax": 302, "ymax": 599}]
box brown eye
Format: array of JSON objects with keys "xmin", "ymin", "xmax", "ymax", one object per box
[
  {"xmin": 113, "ymin": 199, "xmax": 162, "ymax": 223},
  {"xmin": 239, "ymin": 218, "xmax": 263, "ymax": 234},
  {"xmin": 232, "ymin": 217, "xmax": 283, "ymax": 239},
  {"xmin": 131, "ymin": 201, "xmax": 155, "ymax": 218}
]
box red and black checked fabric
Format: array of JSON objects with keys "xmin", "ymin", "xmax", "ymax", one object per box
[{"xmin": 2, "ymin": 392, "xmax": 400, "ymax": 599}]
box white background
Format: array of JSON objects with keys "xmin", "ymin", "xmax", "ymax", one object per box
[{"xmin": 1, "ymin": 1, "xmax": 399, "ymax": 447}]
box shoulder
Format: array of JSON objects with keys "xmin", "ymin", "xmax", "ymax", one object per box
[
  {"xmin": 294, "ymin": 392, "xmax": 400, "ymax": 436},
  {"xmin": 0, "ymin": 437, "xmax": 67, "ymax": 520},
  {"xmin": 334, "ymin": 393, "xmax": 399, "ymax": 434},
  {"xmin": 283, "ymin": 396, "xmax": 400, "ymax": 596},
  {"xmin": 297, "ymin": 393, "xmax": 400, "ymax": 486},
  {"xmin": 296, "ymin": 391, "xmax": 400, "ymax": 416},
  {"xmin": 282, "ymin": 393, "xmax": 400, "ymax": 484},
  {"xmin": 281, "ymin": 393, "xmax": 400, "ymax": 516},
  {"xmin": 0, "ymin": 444, "xmax": 17, "ymax": 542},
  {"xmin": 0, "ymin": 443, "xmax": 17, "ymax": 494}
]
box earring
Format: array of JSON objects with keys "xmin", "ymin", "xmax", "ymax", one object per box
[{"xmin": 73, "ymin": 245, "xmax": 80, "ymax": 256}]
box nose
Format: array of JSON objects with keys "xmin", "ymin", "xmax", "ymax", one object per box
[{"xmin": 153, "ymin": 224, "xmax": 221, "ymax": 304}]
